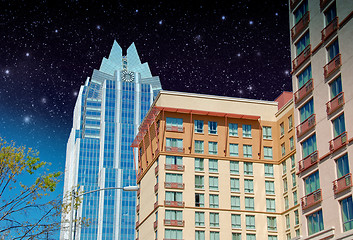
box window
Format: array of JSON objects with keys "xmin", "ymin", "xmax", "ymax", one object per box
[
  {"xmin": 210, "ymin": 232, "xmax": 220, "ymax": 240},
  {"xmin": 166, "ymin": 117, "xmax": 183, "ymax": 130},
  {"xmin": 209, "ymin": 159, "xmax": 218, "ymax": 172},
  {"xmin": 246, "ymin": 234, "xmax": 256, "ymax": 240},
  {"xmin": 195, "ymin": 231, "xmax": 205, "ymax": 240},
  {"xmin": 264, "ymin": 147, "xmax": 273, "ymax": 159},
  {"xmin": 195, "ymin": 176, "xmax": 204, "ymax": 189},
  {"xmin": 333, "ymin": 114, "xmax": 346, "ymax": 138},
  {"xmin": 283, "ymin": 178, "xmax": 288, "ymax": 192},
  {"xmin": 266, "ymin": 198, "xmax": 276, "ymax": 212},
  {"xmin": 243, "ymin": 124, "xmax": 252, "ymax": 137},
  {"xmin": 282, "ymin": 161, "xmax": 287, "ymax": 174},
  {"xmin": 292, "ymin": 173, "xmax": 297, "ymax": 187},
  {"xmin": 209, "ymin": 142, "xmax": 218, "ymax": 155},
  {"xmin": 209, "ymin": 194, "xmax": 219, "ymax": 208},
  {"xmin": 229, "ymin": 123, "xmax": 238, "ymax": 136},
  {"xmin": 208, "ymin": 121, "xmax": 218, "ymax": 134},
  {"xmin": 209, "ymin": 213, "xmax": 219, "ymax": 227},
  {"xmin": 166, "ymin": 191, "xmax": 183, "ymax": 202},
  {"xmin": 231, "ymin": 178, "xmax": 240, "ymax": 192},
  {"xmin": 232, "ymin": 214, "xmax": 241, "ymax": 229},
  {"xmin": 229, "ymin": 143, "xmax": 239, "ymax": 157},
  {"xmin": 295, "ymin": 210, "xmax": 299, "ymax": 225},
  {"xmin": 296, "ymin": 31, "xmax": 310, "ymax": 56},
  {"xmin": 336, "ymin": 154, "xmax": 350, "ymax": 178},
  {"xmin": 341, "ymin": 196, "xmax": 353, "ymax": 231},
  {"xmin": 195, "ymin": 212, "xmax": 205, "ymax": 226},
  {"xmin": 231, "ymin": 196, "xmax": 240, "ymax": 210},
  {"xmin": 285, "ymin": 214, "xmax": 290, "ymax": 229},
  {"xmin": 281, "ymin": 143, "xmax": 286, "ymax": 156},
  {"xmin": 280, "ymin": 122, "xmax": 285, "ymax": 136},
  {"xmin": 268, "ymin": 236, "xmax": 278, "ymax": 240},
  {"xmin": 195, "ymin": 193, "xmax": 204, "ymax": 207},
  {"xmin": 325, "ymin": 3, "xmax": 337, "ymax": 25},
  {"xmin": 307, "ymin": 210, "xmax": 324, "ymax": 235},
  {"xmin": 244, "ymin": 179, "xmax": 254, "ymax": 193},
  {"xmin": 265, "ymin": 181, "xmax": 275, "ymax": 195},
  {"xmin": 290, "ymin": 137, "xmax": 294, "ymax": 150},
  {"xmin": 232, "ymin": 233, "xmax": 241, "ymax": 240},
  {"xmin": 299, "ymin": 98, "xmax": 314, "ymax": 123},
  {"xmin": 267, "ymin": 217, "xmax": 277, "ymax": 231},
  {"xmin": 243, "ymin": 145, "xmax": 252, "ymax": 158},
  {"xmin": 327, "ymin": 39, "xmax": 339, "ymax": 62},
  {"xmin": 165, "ymin": 210, "xmax": 182, "ymax": 221},
  {"xmin": 294, "ymin": 0, "xmax": 308, "ymax": 23},
  {"xmin": 330, "ymin": 76, "xmax": 342, "ymax": 99},
  {"xmin": 166, "ymin": 173, "xmax": 183, "ymax": 183},
  {"xmin": 244, "ymin": 162, "xmax": 253, "ymax": 175},
  {"xmin": 194, "ymin": 120, "xmax": 204, "ymax": 133},
  {"xmin": 263, "ymin": 126, "xmax": 272, "ymax": 139},
  {"xmin": 245, "ymin": 197, "xmax": 254, "ymax": 210},
  {"xmin": 246, "ymin": 215, "xmax": 255, "ymax": 229},
  {"xmin": 296, "ymin": 229, "xmax": 300, "ymax": 237},
  {"xmin": 230, "ymin": 161, "xmax": 239, "ymax": 174},
  {"xmin": 166, "ymin": 155, "xmax": 183, "ymax": 165},
  {"xmin": 291, "ymin": 155, "xmax": 295, "ymax": 168},
  {"xmin": 265, "ymin": 164, "xmax": 274, "ymax": 177},
  {"xmin": 165, "ymin": 229, "xmax": 182, "ymax": 240},
  {"xmin": 293, "ymin": 191, "xmax": 298, "ymax": 205},
  {"xmin": 304, "ymin": 171, "xmax": 320, "ymax": 195},
  {"xmin": 286, "ymin": 233, "xmax": 291, "ymax": 240},
  {"xmin": 166, "ymin": 138, "xmax": 183, "ymax": 150},
  {"xmin": 302, "ymin": 134, "xmax": 317, "ymax": 159},
  {"xmin": 209, "ymin": 177, "xmax": 219, "ymax": 191},
  {"xmin": 288, "ymin": 115, "xmax": 293, "ymax": 130},
  {"xmin": 195, "ymin": 140, "xmax": 204, "ymax": 154},
  {"xmin": 195, "ymin": 158, "xmax": 204, "ymax": 171},
  {"xmin": 298, "ymin": 64, "xmax": 312, "ymax": 88},
  {"xmin": 284, "ymin": 196, "xmax": 289, "ymax": 210}
]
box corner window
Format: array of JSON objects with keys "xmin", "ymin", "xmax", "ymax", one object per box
[{"xmin": 166, "ymin": 117, "xmax": 183, "ymax": 131}]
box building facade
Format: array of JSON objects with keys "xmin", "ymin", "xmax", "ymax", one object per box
[
  {"xmin": 60, "ymin": 41, "xmax": 161, "ymax": 240},
  {"xmin": 289, "ymin": 0, "xmax": 353, "ymax": 239},
  {"xmin": 133, "ymin": 91, "xmax": 299, "ymax": 240}
]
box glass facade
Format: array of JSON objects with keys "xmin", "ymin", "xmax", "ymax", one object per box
[{"xmin": 61, "ymin": 41, "xmax": 161, "ymax": 240}]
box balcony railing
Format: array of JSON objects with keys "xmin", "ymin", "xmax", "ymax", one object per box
[
  {"xmin": 166, "ymin": 125, "xmax": 184, "ymax": 132},
  {"xmin": 326, "ymin": 92, "xmax": 345, "ymax": 115},
  {"xmin": 164, "ymin": 219, "xmax": 185, "ymax": 227},
  {"xmin": 165, "ymin": 146, "xmax": 184, "ymax": 153},
  {"xmin": 293, "ymin": 45, "xmax": 311, "ymax": 70},
  {"xmin": 294, "ymin": 78, "xmax": 313, "ymax": 104},
  {"xmin": 154, "ymin": 183, "xmax": 159, "ymax": 193},
  {"xmin": 154, "ymin": 201, "xmax": 158, "ymax": 209},
  {"xmin": 164, "ymin": 200, "xmax": 185, "ymax": 208},
  {"xmin": 290, "ymin": 0, "xmax": 301, "ymax": 10},
  {"xmin": 301, "ymin": 189, "xmax": 322, "ymax": 210},
  {"xmin": 136, "ymin": 221, "xmax": 139, "ymax": 228},
  {"xmin": 165, "ymin": 164, "xmax": 185, "ymax": 171},
  {"xmin": 291, "ymin": 12, "xmax": 310, "ymax": 40},
  {"xmin": 165, "ymin": 182, "xmax": 185, "ymax": 189},
  {"xmin": 154, "ymin": 220, "xmax": 158, "ymax": 230},
  {"xmin": 329, "ymin": 131, "xmax": 347, "ymax": 152},
  {"xmin": 324, "ymin": 54, "xmax": 341, "ymax": 78},
  {"xmin": 137, "ymin": 188, "xmax": 140, "ymax": 197},
  {"xmin": 333, "ymin": 173, "xmax": 352, "ymax": 194},
  {"xmin": 322, "ymin": 17, "xmax": 338, "ymax": 41},
  {"xmin": 136, "ymin": 204, "xmax": 140, "ymax": 212},
  {"xmin": 296, "ymin": 114, "xmax": 316, "ymax": 137},
  {"xmin": 320, "ymin": 0, "xmax": 331, "ymax": 9},
  {"xmin": 298, "ymin": 151, "xmax": 319, "ymax": 173},
  {"xmin": 155, "ymin": 165, "xmax": 159, "ymax": 175}
]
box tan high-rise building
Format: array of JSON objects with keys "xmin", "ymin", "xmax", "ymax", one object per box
[
  {"xmin": 133, "ymin": 91, "xmax": 299, "ymax": 240},
  {"xmin": 289, "ymin": 0, "xmax": 353, "ymax": 239}
]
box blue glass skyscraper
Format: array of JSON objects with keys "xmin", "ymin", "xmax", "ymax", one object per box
[{"xmin": 60, "ymin": 41, "xmax": 161, "ymax": 240}]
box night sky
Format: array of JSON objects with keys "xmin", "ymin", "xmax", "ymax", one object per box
[{"xmin": 1, "ymin": 0, "xmax": 291, "ymax": 192}]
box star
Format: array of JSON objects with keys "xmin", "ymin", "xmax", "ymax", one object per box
[
  {"xmin": 26, "ymin": 53, "xmax": 30, "ymax": 57},
  {"xmin": 24, "ymin": 116, "xmax": 31, "ymax": 123},
  {"xmin": 5, "ymin": 69, "xmax": 9, "ymax": 74},
  {"xmin": 221, "ymin": 16, "xmax": 226, "ymax": 20},
  {"xmin": 249, "ymin": 20, "xmax": 254, "ymax": 25},
  {"xmin": 54, "ymin": 29, "xmax": 58, "ymax": 33},
  {"xmin": 135, "ymin": 9, "xmax": 139, "ymax": 13},
  {"xmin": 96, "ymin": 25, "xmax": 101, "ymax": 30},
  {"xmin": 41, "ymin": 97, "xmax": 47, "ymax": 104},
  {"xmin": 159, "ymin": 20, "xmax": 163, "ymax": 25}
]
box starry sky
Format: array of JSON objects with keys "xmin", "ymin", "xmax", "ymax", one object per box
[{"xmin": 1, "ymin": 0, "xmax": 291, "ymax": 192}]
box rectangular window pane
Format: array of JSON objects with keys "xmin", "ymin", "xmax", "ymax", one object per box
[
  {"xmin": 244, "ymin": 179, "xmax": 254, "ymax": 193},
  {"xmin": 265, "ymin": 181, "xmax": 275, "ymax": 195},
  {"xmin": 243, "ymin": 145, "xmax": 252, "ymax": 158},
  {"xmin": 195, "ymin": 176, "xmax": 204, "ymax": 189},
  {"xmin": 209, "ymin": 194, "xmax": 219, "ymax": 208},
  {"xmin": 209, "ymin": 159, "xmax": 218, "ymax": 172},
  {"xmin": 243, "ymin": 124, "xmax": 252, "ymax": 137},
  {"xmin": 231, "ymin": 196, "xmax": 240, "ymax": 210},
  {"xmin": 266, "ymin": 198, "xmax": 276, "ymax": 212},
  {"xmin": 231, "ymin": 178, "xmax": 240, "ymax": 192},
  {"xmin": 230, "ymin": 161, "xmax": 239, "ymax": 174},
  {"xmin": 209, "ymin": 177, "xmax": 219, "ymax": 190},
  {"xmin": 307, "ymin": 210, "xmax": 324, "ymax": 235},
  {"xmin": 246, "ymin": 215, "xmax": 255, "ymax": 229},
  {"xmin": 195, "ymin": 212, "xmax": 205, "ymax": 226},
  {"xmin": 229, "ymin": 123, "xmax": 238, "ymax": 136},
  {"xmin": 341, "ymin": 196, "xmax": 353, "ymax": 231},
  {"xmin": 267, "ymin": 217, "xmax": 277, "ymax": 231},
  {"xmin": 195, "ymin": 140, "xmax": 204, "ymax": 154},
  {"xmin": 263, "ymin": 126, "xmax": 272, "ymax": 139},
  {"xmin": 195, "ymin": 193, "xmax": 204, "ymax": 207},
  {"xmin": 230, "ymin": 143, "xmax": 239, "ymax": 156},
  {"xmin": 265, "ymin": 164, "xmax": 274, "ymax": 177},
  {"xmin": 264, "ymin": 147, "xmax": 273, "ymax": 159},
  {"xmin": 194, "ymin": 120, "xmax": 204, "ymax": 133},
  {"xmin": 244, "ymin": 162, "xmax": 253, "ymax": 175},
  {"xmin": 195, "ymin": 158, "xmax": 204, "ymax": 171},
  {"xmin": 232, "ymin": 214, "xmax": 241, "ymax": 229},
  {"xmin": 209, "ymin": 142, "xmax": 218, "ymax": 155},
  {"xmin": 245, "ymin": 197, "xmax": 254, "ymax": 210},
  {"xmin": 208, "ymin": 121, "xmax": 218, "ymax": 134},
  {"xmin": 302, "ymin": 134, "xmax": 317, "ymax": 158}
]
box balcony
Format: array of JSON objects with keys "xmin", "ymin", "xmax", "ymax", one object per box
[
  {"xmin": 301, "ymin": 189, "xmax": 322, "ymax": 210},
  {"xmin": 298, "ymin": 151, "xmax": 319, "ymax": 173},
  {"xmin": 322, "ymin": 17, "xmax": 338, "ymax": 41},
  {"xmin": 165, "ymin": 182, "xmax": 185, "ymax": 190},
  {"xmin": 164, "ymin": 219, "xmax": 185, "ymax": 227},
  {"xmin": 166, "ymin": 125, "xmax": 184, "ymax": 133},
  {"xmin": 165, "ymin": 146, "xmax": 184, "ymax": 153},
  {"xmin": 136, "ymin": 204, "xmax": 140, "ymax": 212},
  {"xmin": 154, "ymin": 201, "xmax": 158, "ymax": 209},
  {"xmin": 291, "ymin": 12, "xmax": 310, "ymax": 40},
  {"xmin": 165, "ymin": 164, "xmax": 185, "ymax": 171},
  {"xmin": 137, "ymin": 188, "xmax": 140, "ymax": 197},
  {"xmin": 290, "ymin": 0, "xmax": 301, "ymax": 10},
  {"xmin": 294, "ymin": 78, "xmax": 313, "ymax": 104},
  {"xmin": 154, "ymin": 183, "xmax": 159, "ymax": 193},
  {"xmin": 329, "ymin": 131, "xmax": 348, "ymax": 152},
  {"xmin": 320, "ymin": 0, "xmax": 331, "ymax": 9},
  {"xmin": 155, "ymin": 165, "xmax": 159, "ymax": 175},
  {"xmin": 333, "ymin": 173, "xmax": 352, "ymax": 194},
  {"xmin": 293, "ymin": 45, "xmax": 311, "ymax": 71},
  {"xmin": 326, "ymin": 92, "xmax": 345, "ymax": 115},
  {"xmin": 164, "ymin": 200, "xmax": 185, "ymax": 208},
  {"xmin": 296, "ymin": 114, "xmax": 316, "ymax": 137},
  {"xmin": 324, "ymin": 54, "xmax": 341, "ymax": 78},
  {"xmin": 136, "ymin": 221, "xmax": 139, "ymax": 228},
  {"xmin": 154, "ymin": 220, "xmax": 158, "ymax": 230}
]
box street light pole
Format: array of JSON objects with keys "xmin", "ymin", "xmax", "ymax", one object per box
[{"xmin": 68, "ymin": 185, "xmax": 138, "ymax": 240}]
